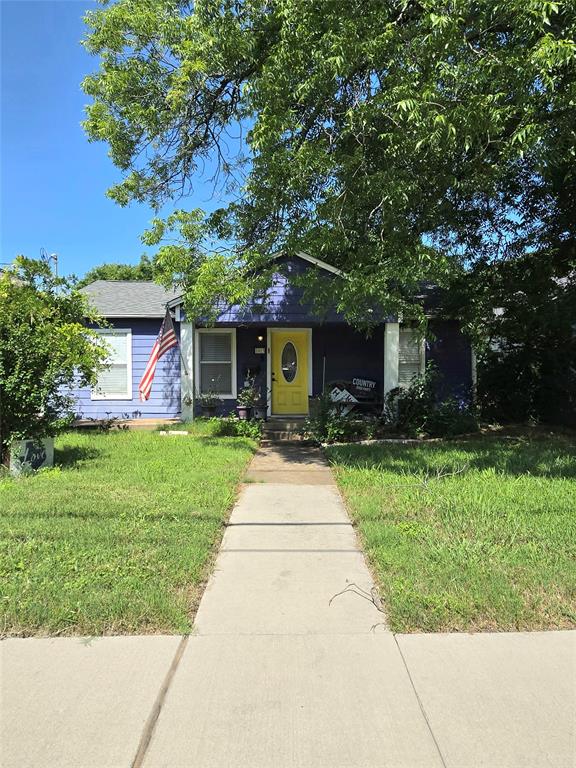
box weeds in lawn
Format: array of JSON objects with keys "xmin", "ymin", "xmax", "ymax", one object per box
[
  {"xmin": 0, "ymin": 429, "xmax": 256, "ymax": 636},
  {"xmin": 327, "ymin": 435, "xmax": 576, "ymax": 632}
]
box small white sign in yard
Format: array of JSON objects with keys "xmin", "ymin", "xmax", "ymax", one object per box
[{"xmin": 10, "ymin": 438, "xmax": 54, "ymax": 475}]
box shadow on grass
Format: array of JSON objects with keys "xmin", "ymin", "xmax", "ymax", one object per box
[
  {"xmin": 55, "ymin": 444, "xmax": 102, "ymax": 469},
  {"xmin": 326, "ymin": 437, "xmax": 576, "ymax": 479}
]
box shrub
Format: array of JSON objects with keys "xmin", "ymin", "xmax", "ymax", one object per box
[
  {"xmin": 210, "ymin": 416, "xmax": 262, "ymax": 439},
  {"xmin": 383, "ymin": 369, "xmax": 437, "ymax": 437},
  {"xmin": 384, "ymin": 365, "xmax": 478, "ymax": 437},
  {"xmin": 0, "ymin": 257, "xmax": 109, "ymax": 464},
  {"xmin": 303, "ymin": 391, "xmax": 384, "ymax": 443},
  {"xmin": 477, "ymin": 346, "xmax": 576, "ymax": 428},
  {"xmin": 304, "ymin": 370, "xmax": 479, "ymax": 444},
  {"xmin": 425, "ymin": 397, "xmax": 479, "ymax": 437}
]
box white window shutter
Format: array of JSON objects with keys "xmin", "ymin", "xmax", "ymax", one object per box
[
  {"xmin": 92, "ymin": 330, "xmax": 131, "ymax": 399},
  {"xmin": 198, "ymin": 331, "xmax": 235, "ymax": 396},
  {"xmin": 105, "ymin": 332, "xmax": 128, "ymax": 363},
  {"xmin": 200, "ymin": 333, "xmax": 231, "ymax": 362},
  {"xmin": 398, "ymin": 328, "xmax": 422, "ymax": 387}
]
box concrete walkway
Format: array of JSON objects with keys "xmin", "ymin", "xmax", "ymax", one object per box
[{"xmin": 2, "ymin": 444, "xmax": 575, "ymax": 767}]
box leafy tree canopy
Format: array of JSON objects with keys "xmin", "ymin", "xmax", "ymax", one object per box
[
  {"xmin": 449, "ymin": 252, "xmax": 576, "ymax": 425},
  {"xmin": 0, "ymin": 258, "xmax": 109, "ymax": 463},
  {"xmin": 76, "ymin": 253, "xmax": 155, "ymax": 287},
  {"xmin": 83, "ymin": 0, "xmax": 576, "ymax": 326}
]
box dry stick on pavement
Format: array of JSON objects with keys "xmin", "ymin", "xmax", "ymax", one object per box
[{"xmin": 329, "ymin": 582, "xmax": 387, "ymax": 632}]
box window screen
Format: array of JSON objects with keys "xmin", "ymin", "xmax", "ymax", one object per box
[
  {"xmin": 92, "ymin": 330, "xmax": 131, "ymax": 399},
  {"xmin": 399, "ymin": 328, "xmax": 422, "ymax": 388},
  {"xmin": 199, "ymin": 332, "xmax": 233, "ymax": 394}
]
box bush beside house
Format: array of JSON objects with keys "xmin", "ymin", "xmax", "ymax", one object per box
[
  {"xmin": 304, "ymin": 366, "xmax": 478, "ymax": 444},
  {"xmin": 0, "ymin": 257, "xmax": 108, "ymax": 466}
]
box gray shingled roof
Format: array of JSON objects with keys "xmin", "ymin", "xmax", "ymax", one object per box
[{"xmin": 80, "ymin": 280, "xmax": 181, "ymax": 318}]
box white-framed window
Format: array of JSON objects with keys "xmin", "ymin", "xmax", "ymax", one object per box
[
  {"xmin": 398, "ymin": 327, "xmax": 425, "ymax": 388},
  {"xmin": 91, "ymin": 328, "xmax": 132, "ymax": 400},
  {"xmin": 195, "ymin": 328, "xmax": 237, "ymax": 398}
]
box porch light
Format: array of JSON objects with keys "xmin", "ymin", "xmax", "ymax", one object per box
[{"xmin": 257, "ymin": 334, "xmax": 264, "ymax": 342}]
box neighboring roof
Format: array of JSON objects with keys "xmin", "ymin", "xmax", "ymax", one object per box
[{"xmin": 81, "ymin": 280, "xmax": 180, "ymax": 318}]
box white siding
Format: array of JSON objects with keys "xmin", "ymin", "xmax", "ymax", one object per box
[{"xmin": 399, "ymin": 328, "xmax": 424, "ymax": 387}]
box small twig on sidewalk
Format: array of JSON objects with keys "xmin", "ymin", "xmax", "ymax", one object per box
[{"xmin": 329, "ymin": 582, "xmax": 386, "ymax": 632}]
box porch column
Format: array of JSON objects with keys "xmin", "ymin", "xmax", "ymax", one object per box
[
  {"xmin": 180, "ymin": 320, "xmax": 195, "ymax": 420},
  {"xmin": 383, "ymin": 322, "xmax": 399, "ymax": 396}
]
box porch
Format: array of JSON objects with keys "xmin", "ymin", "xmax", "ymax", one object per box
[{"xmin": 178, "ymin": 321, "xmax": 464, "ymax": 420}]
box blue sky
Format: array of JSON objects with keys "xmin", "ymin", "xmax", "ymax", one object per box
[{"xmin": 1, "ymin": 0, "xmax": 227, "ymax": 279}]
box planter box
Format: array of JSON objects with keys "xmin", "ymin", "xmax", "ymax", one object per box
[
  {"xmin": 253, "ymin": 405, "xmax": 267, "ymax": 420},
  {"xmin": 10, "ymin": 437, "xmax": 54, "ymax": 475}
]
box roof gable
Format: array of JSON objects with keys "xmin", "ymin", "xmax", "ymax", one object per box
[
  {"xmin": 284, "ymin": 251, "xmax": 344, "ymax": 276},
  {"xmin": 168, "ymin": 251, "xmax": 343, "ymax": 312}
]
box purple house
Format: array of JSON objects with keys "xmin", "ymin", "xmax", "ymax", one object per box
[{"xmin": 75, "ymin": 252, "xmax": 474, "ymax": 421}]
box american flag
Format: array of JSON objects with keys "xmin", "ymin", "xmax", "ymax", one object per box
[{"xmin": 139, "ymin": 309, "xmax": 178, "ymax": 401}]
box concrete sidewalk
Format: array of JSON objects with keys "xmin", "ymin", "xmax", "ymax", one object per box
[{"xmin": 2, "ymin": 444, "xmax": 575, "ymax": 767}]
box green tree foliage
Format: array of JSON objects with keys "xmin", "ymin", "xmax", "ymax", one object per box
[
  {"xmin": 0, "ymin": 258, "xmax": 109, "ymax": 463},
  {"xmin": 453, "ymin": 255, "xmax": 576, "ymax": 425},
  {"xmin": 82, "ymin": 0, "xmax": 576, "ymax": 327},
  {"xmin": 76, "ymin": 254, "xmax": 155, "ymax": 287}
]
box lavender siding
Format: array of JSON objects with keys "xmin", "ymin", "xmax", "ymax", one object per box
[
  {"xmin": 183, "ymin": 256, "xmax": 394, "ymax": 327},
  {"xmin": 193, "ymin": 256, "xmax": 394, "ymax": 326},
  {"xmin": 73, "ymin": 319, "xmax": 181, "ymax": 420},
  {"xmin": 212, "ymin": 257, "xmax": 339, "ymax": 324},
  {"xmin": 312, "ymin": 325, "xmax": 385, "ymax": 396}
]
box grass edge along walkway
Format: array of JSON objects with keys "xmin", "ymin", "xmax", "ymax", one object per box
[
  {"xmin": 326, "ymin": 435, "xmax": 576, "ymax": 633},
  {"xmin": 0, "ymin": 425, "xmax": 256, "ymax": 637}
]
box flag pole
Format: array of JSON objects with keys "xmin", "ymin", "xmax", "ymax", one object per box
[
  {"xmin": 167, "ymin": 304, "xmax": 189, "ymax": 377},
  {"xmin": 178, "ymin": 347, "xmax": 189, "ymax": 377}
]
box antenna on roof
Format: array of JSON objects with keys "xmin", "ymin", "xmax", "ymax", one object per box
[{"xmin": 40, "ymin": 247, "xmax": 58, "ymax": 277}]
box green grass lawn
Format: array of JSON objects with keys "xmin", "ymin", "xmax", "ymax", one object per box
[
  {"xmin": 0, "ymin": 423, "xmax": 256, "ymax": 637},
  {"xmin": 327, "ymin": 436, "xmax": 576, "ymax": 633}
]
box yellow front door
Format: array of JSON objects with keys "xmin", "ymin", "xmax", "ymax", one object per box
[{"xmin": 271, "ymin": 330, "xmax": 309, "ymax": 415}]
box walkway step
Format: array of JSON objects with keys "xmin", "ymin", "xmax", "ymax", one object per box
[
  {"xmin": 245, "ymin": 443, "xmax": 332, "ymax": 483},
  {"xmin": 262, "ymin": 419, "xmax": 305, "ymax": 437},
  {"xmin": 264, "ymin": 418, "xmax": 306, "ymax": 429},
  {"xmin": 260, "ymin": 433, "xmax": 308, "ymax": 444}
]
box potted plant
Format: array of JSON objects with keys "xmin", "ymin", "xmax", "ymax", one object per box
[
  {"xmin": 197, "ymin": 391, "xmax": 222, "ymax": 418},
  {"xmin": 236, "ymin": 386, "xmax": 258, "ymax": 420}
]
